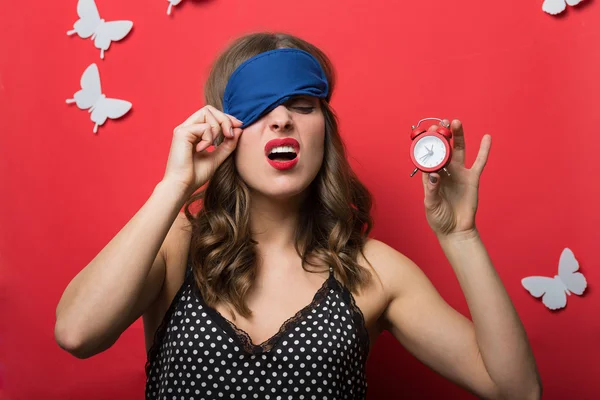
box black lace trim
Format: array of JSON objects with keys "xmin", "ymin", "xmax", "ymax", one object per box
[
  {"xmin": 144, "ymin": 264, "xmax": 194, "ymax": 379},
  {"xmin": 146, "ymin": 262, "xmax": 371, "ymax": 368},
  {"xmin": 338, "ymin": 283, "xmax": 371, "ymax": 360},
  {"xmin": 192, "ymin": 272, "xmax": 337, "ymax": 355}
]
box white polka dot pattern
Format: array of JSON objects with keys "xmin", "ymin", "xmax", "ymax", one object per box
[{"xmin": 145, "ymin": 268, "xmax": 369, "ymax": 399}]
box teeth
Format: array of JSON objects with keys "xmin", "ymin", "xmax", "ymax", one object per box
[{"xmin": 269, "ymin": 145, "xmax": 296, "ymax": 155}]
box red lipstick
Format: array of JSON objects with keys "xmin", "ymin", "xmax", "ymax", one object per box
[{"xmin": 264, "ymin": 138, "xmax": 300, "ymax": 171}]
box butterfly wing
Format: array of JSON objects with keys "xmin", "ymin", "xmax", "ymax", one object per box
[
  {"xmin": 522, "ymin": 276, "xmax": 567, "ymax": 310},
  {"xmin": 72, "ymin": 0, "xmax": 102, "ymax": 38},
  {"xmin": 558, "ymin": 248, "xmax": 587, "ymax": 295},
  {"xmin": 72, "ymin": 63, "xmax": 102, "ymax": 110},
  {"xmin": 542, "ymin": 0, "xmax": 567, "ymax": 14},
  {"xmin": 522, "ymin": 276, "xmax": 554, "ymax": 298},
  {"xmin": 91, "ymin": 97, "xmax": 132, "ymax": 126},
  {"xmin": 566, "ymin": 0, "xmax": 585, "ymax": 5},
  {"xmin": 94, "ymin": 21, "xmax": 133, "ymax": 51}
]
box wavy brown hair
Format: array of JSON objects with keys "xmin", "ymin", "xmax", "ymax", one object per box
[{"xmin": 183, "ymin": 32, "xmax": 375, "ymax": 319}]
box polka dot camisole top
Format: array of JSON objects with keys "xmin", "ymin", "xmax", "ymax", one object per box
[{"xmin": 145, "ymin": 257, "xmax": 371, "ymax": 400}]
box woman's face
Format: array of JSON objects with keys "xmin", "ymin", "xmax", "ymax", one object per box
[{"xmin": 234, "ymin": 95, "xmax": 325, "ymax": 201}]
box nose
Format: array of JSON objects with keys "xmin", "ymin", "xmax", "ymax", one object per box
[{"xmin": 267, "ymin": 105, "xmax": 294, "ymax": 132}]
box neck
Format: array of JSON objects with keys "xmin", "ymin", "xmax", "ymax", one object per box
[{"xmin": 249, "ymin": 190, "xmax": 303, "ymax": 251}]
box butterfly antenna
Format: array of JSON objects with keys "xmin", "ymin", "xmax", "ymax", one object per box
[
  {"xmin": 167, "ymin": 3, "xmax": 173, "ymax": 15},
  {"xmin": 101, "ymin": 49, "xmax": 105, "ymax": 59},
  {"xmin": 66, "ymin": 29, "xmax": 76, "ymax": 36},
  {"xmin": 66, "ymin": 98, "xmax": 75, "ymax": 104},
  {"xmin": 94, "ymin": 124, "xmax": 99, "ymax": 134}
]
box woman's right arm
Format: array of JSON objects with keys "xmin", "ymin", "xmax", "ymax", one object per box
[
  {"xmin": 54, "ymin": 180, "xmax": 192, "ymax": 359},
  {"xmin": 54, "ymin": 106, "xmax": 244, "ymax": 359}
]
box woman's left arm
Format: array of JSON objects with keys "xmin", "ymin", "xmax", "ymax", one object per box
[
  {"xmin": 439, "ymin": 229, "xmax": 542, "ymax": 399},
  {"xmin": 379, "ymin": 119, "xmax": 541, "ymax": 399}
]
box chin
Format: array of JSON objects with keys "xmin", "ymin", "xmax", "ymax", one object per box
[
  {"xmin": 247, "ymin": 176, "xmax": 313, "ymax": 200},
  {"xmin": 239, "ymin": 162, "xmax": 321, "ymax": 201},
  {"xmin": 257, "ymin": 185, "xmax": 308, "ymax": 200}
]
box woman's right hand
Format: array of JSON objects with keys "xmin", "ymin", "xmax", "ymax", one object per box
[{"xmin": 161, "ymin": 105, "xmax": 244, "ymax": 194}]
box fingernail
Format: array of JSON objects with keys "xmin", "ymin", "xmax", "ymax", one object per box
[
  {"xmin": 230, "ymin": 127, "xmax": 234, "ymax": 137},
  {"xmin": 429, "ymin": 175, "xmax": 438, "ymax": 184}
]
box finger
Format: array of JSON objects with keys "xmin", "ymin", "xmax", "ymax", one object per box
[
  {"xmin": 195, "ymin": 128, "xmax": 215, "ymax": 152},
  {"xmin": 182, "ymin": 108, "xmax": 208, "ymax": 126},
  {"xmin": 205, "ymin": 105, "xmax": 243, "ymax": 140},
  {"xmin": 196, "ymin": 127, "xmax": 243, "ymax": 170},
  {"xmin": 421, "ymin": 169, "xmax": 446, "ymax": 192},
  {"xmin": 174, "ymin": 123, "xmax": 214, "ymax": 151},
  {"xmin": 451, "ymin": 119, "xmax": 466, "ymax": 165},
  {"xmin": 423, "ymin": 172, "xmax": 443, "ymax": 210},
  {"xmin": 210, "ymin": 126, "xmax": 243, "ymax": 157},
  {"xmin": 205, "ymin": 105, "xmax": 244, "ymax": 129},
  {"xmin": 203, "ymin": 107, "xmax": 225, "ymax": 139},
  {"xmin": 181, "ymin": 106, "xmax": 244, "ymax": 129},
  {"xmin": 471, "ymin": 134, "xmax": 492, "ymax": 176}
]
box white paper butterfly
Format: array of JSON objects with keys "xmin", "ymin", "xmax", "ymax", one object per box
[
  {"xmin": 167, "ymin": 0, "xmax": 184, "ymax": 15},
  {"xmin": 521, "ymin": 248, "xmax": 587, "ymax": 310},
  {"xmin": 67, "ymin": 0, "xmax": 133, "ymax": 59},
  {"xmin": 542, "ymin": 0, "xmax": 586, "ymax": 15},
  {"xmin": 66, "ymin": 63, "xmax": 132, "ymax": 134}
]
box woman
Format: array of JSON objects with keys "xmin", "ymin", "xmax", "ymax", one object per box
[{"xmin": 55, "ymin": 32, "xmax": 542, "ymax": 399}]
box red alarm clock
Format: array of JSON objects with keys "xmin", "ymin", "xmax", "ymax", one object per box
[{"xmin": 409, "ymin": 117, "xmax": 453, "ymax": 177}]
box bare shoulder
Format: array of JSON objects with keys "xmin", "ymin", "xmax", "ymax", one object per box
[
  {"xmin": 360, "ymin": 237, "xmax": 423, "ymax": 299},
  {"xmin": 348, "ymin": 238, "xmax": 424, "ymax": 334},
  {"xmin": 363, "ymin": 238, "xmax": 460, "ymax": 334}
]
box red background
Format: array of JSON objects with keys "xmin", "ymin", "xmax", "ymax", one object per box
[{"xmin": 1, "ymin": 0, "xmax": 599, "ymax": 398}]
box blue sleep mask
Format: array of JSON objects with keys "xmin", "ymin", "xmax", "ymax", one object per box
[{"xmin": 223, "ymin": 48, "xmax": 330, "ymax": 129}]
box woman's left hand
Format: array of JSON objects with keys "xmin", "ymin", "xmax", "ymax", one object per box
[{"xmin": 422, "ymin": 119, "xmax": 492, "ymax": 239}]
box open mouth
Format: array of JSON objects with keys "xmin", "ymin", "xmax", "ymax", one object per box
[
  {"xmin": 267, "ymin": 151, "xmax": 297, "ymax": 162},
  {"xmin": 264, "ymin": 139, "xmax": 300, "ymax": 169}
]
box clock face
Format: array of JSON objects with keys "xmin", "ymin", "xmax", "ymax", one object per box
[{"xmin": 413, "ymin": 135, "xmax": 447, "ymax": 168}]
